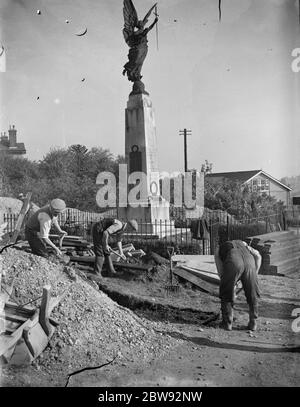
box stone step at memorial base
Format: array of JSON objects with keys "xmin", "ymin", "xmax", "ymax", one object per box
[{"xmin": 125, "ymin": 220, "xmax": 175, "ymax": 238}]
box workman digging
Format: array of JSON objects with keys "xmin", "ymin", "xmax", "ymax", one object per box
[
  {"xmin": 25, "ymin": 198, "xmax": 67, "ymax": 258},
  {"xmin": 92, "ymin": 218, "xmax": 138, "ymax": 279},
  {"xmin": 214, "ymin": 239, "xmax": 262, "ymax": 332}
]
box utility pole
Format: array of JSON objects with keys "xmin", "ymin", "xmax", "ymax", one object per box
[{"xmin": 179, "ymin": 128, "xmax": 191, "ymax": 172}]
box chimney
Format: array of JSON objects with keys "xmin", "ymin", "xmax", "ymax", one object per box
[
  {"xmin": 0, "ymin": 132, "xmax": 9, "ymax": 147},
  {"xmin": 8, "ymin": 125, "xmax": 17, "ymax": 147}
]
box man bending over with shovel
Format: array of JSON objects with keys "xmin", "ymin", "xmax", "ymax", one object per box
[
  {"xmin": 25, "ymin": 199, "xmax": 67, "ymax": 258},
  {"xmin": 92, "ymin": 218, "xmax": 138, "ymax": 278},
  {"xmin": 214, "ymin": 239, "xmax": 262, "ymax": 331}
]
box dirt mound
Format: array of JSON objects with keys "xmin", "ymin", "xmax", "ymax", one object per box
[{"xmin": 0, "ymin": 248, "xmax": 181, "ymax": 387}]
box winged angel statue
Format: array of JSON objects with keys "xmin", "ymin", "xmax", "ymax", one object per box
[{"xmin": 122, "ymin": 0, "xmax": 158, "ymax": 83}]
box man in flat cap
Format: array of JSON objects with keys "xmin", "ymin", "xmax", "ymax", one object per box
[
  {"xmin": 25, "ymin": 198, "xmax": 67, "ymax": 257},
  {"xmin": 92, "ymin": 218, "xmax": 138, "ymax": 278}
]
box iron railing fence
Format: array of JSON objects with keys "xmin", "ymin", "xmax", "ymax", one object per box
[
  {"xmin": 2, "ymin": 208, "xmax": 293, "ymax": 255},
  {"xmin": 2, "ymin": 213, "xmax": 18, "ymax": 234}
]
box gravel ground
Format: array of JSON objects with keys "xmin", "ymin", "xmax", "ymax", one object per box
[{"xmin": 0, "ymin": 248, "xmax": 182, "ymax": 387}]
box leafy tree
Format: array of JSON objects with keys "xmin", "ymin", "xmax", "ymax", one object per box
[
  {"xmin": 204, "ymin": 177, "xmax": 283, "ymax": 219},
  {"xmin": 0, "ymin": 145, "xmax": 124, "ymax": 211}
]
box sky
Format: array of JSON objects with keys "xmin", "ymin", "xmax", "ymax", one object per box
[{"xmin": 0, "ymin": 0, "xmax": 299, "ymax": 180}]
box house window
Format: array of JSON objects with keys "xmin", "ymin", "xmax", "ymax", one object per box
[{"xmin": 251, "ymin": 178, "xmax": 269, "ymax": 193}]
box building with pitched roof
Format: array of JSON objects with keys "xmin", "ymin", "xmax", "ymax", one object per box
[
  {"xmin": 0, "ymin": 125, "xmax": 26, "ymax": 156},
  {"xmin": 206, "ymin": 170, "xmax": 291, "ymax": 206}
]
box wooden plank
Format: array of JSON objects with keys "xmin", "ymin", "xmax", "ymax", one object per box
[
  {"xmin": 114, "ymin": 262, "xmax": 153, "ymax": 272},
  {"xmin": 23, "ymin": 323, "xmax": 49, "ymax": 358},
  {"xmin": 5, "ymin": 327, "xmax": 16, "ymax": 334},
  {"xmin": 60, "ymin": 246, "xmax": 77, "ymax": 251},
  {"xmin": 0, "ymin": 312, "xmax": 28, "ymax": 323},
  {"xmin": 70, "ymin": 255, "xmax": 153, "ymax": 271},
  {"xmin": 3, "ymin": 320, "xmax": 20, "ymax": 332},
  {"xmin": 75, "ymin": 264, "xmax": 93, "ymax": 271},
  {"xmin": 39, "ymin": 285, "xmax": 52, "ymax": 336},
  {"xmin": 61, "ymin": 241, "xmax": 90, "ymax": 247},
  {"xmin": 4, "ymin": 302, "xmax": 35, "ymax": 316},
  {"xmin": 10, "ymin": 192, "xmax": 32, "ymax": 244},
  {"xmin": 173, "ymin": 267, "xmax": 219, "ymax": 296},
  {"xmin": 0, "ymin": 310, "xmax": 39, "ymax": 356},
  {"xmin": 1, "ymin": 344, "xmax": 15, "ymax": 363},
  {"xmin": 49, "ymin": 234, "xmax": 82, "ymax": 240},
  {"xmin": 9, "ymin": 337, "xmax": 34, "ymax": 365},
  {"xmin": 70, "ymin": 255, "xmax": 95, "ymax": 263},
  {"xmin": 177, "ymin": 261, "xmax": 218, "ymax": 274},
  {"xmin": 181, "ymin": 264, "xmax": 219, "ymax": 277},
  {"xmin": 180, "ymin": 265, "xmax": 220, "ymax": 285},
  {"xmin": 0, "ymin": 293, "xmax": 6, "ymax": 313},
  {"xmin": 113, "ymin": 243, "xmax": 135, "ymax": 253},
  {"xmin": 173, "ymin": 254, "xmax": 215, "ymax": 263}
]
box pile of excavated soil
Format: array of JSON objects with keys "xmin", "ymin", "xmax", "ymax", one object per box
[{"xmin": 0, "ymin": 248, "xmax": 182, "ymax": 387}]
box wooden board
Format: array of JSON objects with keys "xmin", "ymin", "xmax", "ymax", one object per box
[
  {"xmin": 173, "ymin": 254, "xmax": 215, "ymax": 263},
  {"xmin": 173, "ymin": 267, "xmax": 219, "ymax": 296},
  {"xmin": 39, "ymin": 285, "xmax": 52, "ymax": 336},
  {"xmin": 0, "ymin": 312, "xmax": 28, "ymax": 323},
  {"xmin": 0, "ymin": 289, "xmax": 62, "ymax": 362},
  {"xmin": 179, "ymin": 265, "xmax": 220, "ymax": 285},
  {"xmin": 10, "ymin": 192, "xmax": 32, "ymax": 244},
  {"xmin": 23, "ymin": 323, "xmax": 49, "ymax": 358},
  {"xmin": 8, "ymin": 337, "xmax": 34, "ymax": 365},
  {"xmin": 69, "ymin": 256, "xmax": 153, "ymax": 272},
  {"xmin": 0, "ymin": 310, "xmax": 39, "ymax": 356},
  {"xmin": 49, "ymin": 234, "xmax": 82, "ymax": 240}
]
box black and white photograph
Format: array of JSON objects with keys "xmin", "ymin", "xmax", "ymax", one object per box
[{"xmin": 0, "ymin": 0, "xmax": 300, "ymax": 393}]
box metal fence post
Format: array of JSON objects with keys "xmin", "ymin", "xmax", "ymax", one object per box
[
  {"xmin": 209, "ymin": 218, "xmax": 214, "ymax": 255},
  {"xmin": 226, "ymin": 215, "xmax": 230, "ymax": 241}
]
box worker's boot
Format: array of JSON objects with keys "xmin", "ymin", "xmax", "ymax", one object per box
[
  {"xmin": 105, "ymin": 255, "xmax": 117, "ymax": 277},
  {"xmin": 247, "ymin": 304, "xmax": 258, "ymax": 331},
  {"xmin": 94, "ymin": 256, "xmax": 105, "ymax": 278},
  {"xmin": 220, "ymin": 301, "xmax": 233, "ymax": 331}
]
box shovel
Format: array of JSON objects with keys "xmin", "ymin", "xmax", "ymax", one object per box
[
  {"xmin": 58, "ymin": 233, "xmax": 67, "ymax": 249},
  {"xmin": 108, "ymin": 247, "xmax": 130, "ymax": 263},
  {"xmin": 165, "ymin": 246, "xmax": 180, "ymax": 294}
]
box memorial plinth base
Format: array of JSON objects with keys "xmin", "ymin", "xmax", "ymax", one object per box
[{"xmin": 118, "ymin": 196, "xmax": 174, "ymax": 237}]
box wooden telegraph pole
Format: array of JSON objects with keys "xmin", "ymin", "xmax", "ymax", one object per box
[{"xmin": 179, "ymin": 128, "xmax": 192, "ymax": 172}]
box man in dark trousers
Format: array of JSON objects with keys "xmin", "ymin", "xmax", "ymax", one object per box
[
  {"xmin": 25, "ymin": 198, "xmax": 67, "ymax": 257},
  {"xmin": 214, "ymin": 239, "xmax": 262, "ymax": 331},
  {"xmin": 92, "ymin": 218, "xmax": 138, "ymax": 278}
]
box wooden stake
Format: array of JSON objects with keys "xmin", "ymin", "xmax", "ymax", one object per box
[
  {"xmin": 155, "ymin": 4, "xmax": 159, "ymax": 51},
  {"xmin": 39, "ymin": 285, "xmax": 52, "ymax": 336},
  {"xmin": 10, "ymin": 192, "xmax": 32, "ymax": 244}
]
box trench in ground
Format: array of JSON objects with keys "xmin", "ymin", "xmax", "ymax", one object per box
[{"xmin": 96, "ymin": 281, "xmax": 218, "ymax": 326}]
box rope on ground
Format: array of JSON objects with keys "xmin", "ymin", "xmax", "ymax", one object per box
[
  {"xmin": 64, "ymin": 354, "xmax": 118, "ymax": 387},
  {"xmin": 16, "ymin": 295, "xmax": 43, "ymax": 309}
]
